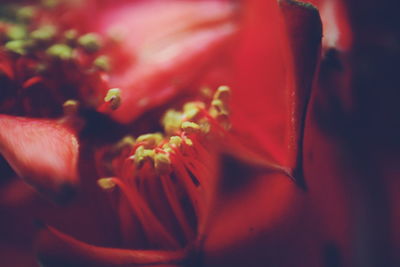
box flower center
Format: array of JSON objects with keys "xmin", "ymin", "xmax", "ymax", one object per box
[
  {"xmin": 97, "ymin": 85, "xmax": 231, "ymax": 250},
  {"xmin": 0, "ymin": 2, "xmax": 118, "ymax": 117}
]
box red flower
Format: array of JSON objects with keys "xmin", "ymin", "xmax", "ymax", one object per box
[{"xmin": 0, "ymin": 0, "xmax": 365, "ymax": 266}]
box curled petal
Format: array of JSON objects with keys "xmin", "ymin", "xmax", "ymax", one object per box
[
  {"xmin": 279, "ymin": 0, "xmax": 322, "ymax": 185},
  {"xmin": 0, "ymin": 115, "xmax": 79, "ymax": 203},
  {"xmin": 36, "ymin": 225, "xmax": 186, "ymax": 267}
]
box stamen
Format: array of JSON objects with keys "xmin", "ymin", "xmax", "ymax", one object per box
[
  {"xmin": 154, "ymin": 152, "xmax": 171, "ymax": 175},
  {"xmin": 181, "ymin": 121, "xmax": 201, "ymax": 134},
  {"xmin": 97, "ymin": 177, "xmax": 116, "ymax": 190},
  {"xmin": 46, "ymin": 44, "xmax": 73, "ymax": 60},
  {"xmin": 183, "ymin": 102, "xmax": 204, "ymax": 120},
  {"xmin": 5, "ymin": 40, "xmax": 27, "ymax": 55},
  {"xmin": 93, "ymin": 55, "xmax": 111, "ymax": 71},
  {"xmin": 159, "ymin": 174, "xmax": 194, "ymax": 240},
  {"xmin": 162, "ymin": 109, "xmax": 183, "ymax": 135},
  {"xmin": 98, "ymin": 177, "xmax": 179, "ymax": 247},
  {"xmin": 63, "ymin": 99, "xmax": 79, "ymax": 116},
  {"xmin": 136, "ymin": 133, "xmax": 163, "ymax": 149},
  {"xmin": 78, "ymin": 33, "xmax": 102, "ymax": 53},
  {"xmin": 30, "ymin": 25, "xmax": 57, "ymax": 42},
  {"xmin": 17, "ymin": 6, "xmax": 37, "ymax": 22},
  {"xmin": 96, "ymin": 85, "xmax": 237, "ymax": 250},
  {"xmin": 114, "ymin": 135, "xmax": 136, "ymax": 152},
  {"xmin": 104, "ymin": 88, "xmax": 122, "ymax": 110},
  {"xmin": 6, "ymin": 25, "xmax": 27, "ymax": 40},
  {"xmin": 133, "ymin": 146, "xmax": 155, "ymax": 168}
]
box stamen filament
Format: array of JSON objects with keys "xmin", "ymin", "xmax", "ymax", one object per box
[
  {"xmin": 109, "ymin": 177, "xmax": 179, "ymax": 248},
  {"xmin": 159, "ymin": 174, "xmax": 195, "ymax": 241}
]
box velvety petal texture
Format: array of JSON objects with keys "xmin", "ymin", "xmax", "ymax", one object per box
[
  {"xmin": 0, "ymin": 115, "xmax": 79, "ymax": 202},
  {"xmin": 93, "ymin": 1, "xmax": 238, "ymax": 123}
]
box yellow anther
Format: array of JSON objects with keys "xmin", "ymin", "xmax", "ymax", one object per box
[
  {"xmin": 213, "ymin": 85, "xmax": 231, "ymax": 102},
  {"xmin": 41, "ymin": 0, "xmax": 60, "ymax": 9},
  {"xmin": 97, "ymin": 177, "xmax": 116, "ymax": 190},
  {"xmin": 136, "ymin": 133, "xmax": 163, "ymax": 149},
  {"xmin": 17, "ymin": 6, "xmax": 37, "ymax": 21},
  {"xmin": 94, "ymin": 55, "xmax": 110, "ymax": 71},
  {"xmin": 47, "ymin": 44, "xmax": 73, "ymax": 60},
  {"xmin": 162, "ymin": 109, "xmax": 183, "ymax": 135},
  {"xmin": 162, "ymin": 136, "xmax": 182, "ymax": 153},
  {"xmin": 211, "ymin": 99, "xmax": 229, "ymax": 115},
  {"xmin": 210, "ymin": 86, "xmax": 231, "ymax": 120},
  {"xmin": 115, "ymin": 135, "xmax": 135, "ymax": 152},
  {"xmin": 104, "ymin": 88, "xmax": 121, "ymax": 110},
  {"xmin": 184, "ymin": 137, "xmax": 193, "ymax": 146},
  {"xmin": 133, "ymin": 146, "xmax": 155, "ymax": 167},
  {"xmin": 63, "ymin": 99, "xmax": 79, "ymax": 116},
  {"xmin": 6, "ymin": 25, "xmax": 27, "ymax": 40},
  {"xmin": 154, "ymin": 153, "xmax": 171, "ymax": 175},
  {"xmin": 169, "ymin": 136, "xmax": 183, "ymax": 147},
  {"xmin": 5, "ymin": 40, "xmax": 27, "ymax": 55},
  {"xmin": 199, "ymin": 121, "xmax": 211, "ymax": 134},
  {"xmin": 78, "ymin": 33, "xmax": 102, "ymax": 53},
  {"xmin": 181, "ymin": 121, "xmax": 201, "ymax": 134},
  {"xmin": 183, "ymin": 102, "xmax": 204, "ymax": 120},
  {"xmin": 30, "ymin": 25, "xmax": 56, "ymax": 41}
]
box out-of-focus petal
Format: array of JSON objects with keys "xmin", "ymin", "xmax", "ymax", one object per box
[
  {"xmin": 36, "ymin": 225, "xmax": 186, "ymax": 267},
  {"xmin": 93, "ymin": 1, "xmax": 238, "ymax": 123},
  {"xmin": 0, "ymin": 115, "xmax": 79, "ymax": 203}
]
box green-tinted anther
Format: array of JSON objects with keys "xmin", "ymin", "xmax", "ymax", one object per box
[
  {"xmin": 162, "ymin": 109, "xmax": 183, "ymax": 135},
  {"xmin": 97, "ymin": 177, "xmax": 116, "ymax": 190},
  {"xmin": 133, "ymin": 146, "xmax": 155, "ymax": 168},
  {"xmin": 154, "ymin": 153, "xmax": 171, "ymax": 175},
  {"xmin": 181, "ymin": 121, "xmax": 201, "ymax": 134},
  {"xmin": 104, "ymin": 88, "xmax": 121, "ymax": 110},
  {"xmin": 30, "ymin": 25, "xmax": 56, "ymax": 41},
  {"xmin": 41, "ymin": 0, "xmax": 60, "ymax": 9},
  {"xmin": 93, "ymin": 55, "xmax": 110, "ymax": 71},
  {"xmin": 183, "ymin": 101, "xmax": 204, "ymax": 120},
  {"xmin": 17, "ymin": 6, "xmax": 37, "ymax": 22},
  {"xmin": 63, "ymin": 99, "xmax": 79, "ymax": 116},
  {"xmin": 136, "ymin": 133, "xmax": 163, "ymax": 149},
  {"xmin": 78, "ymin": 33, "xmax": 102, "ymax": 52},
  {"xmin": 114, "ymin": 135, "xmax": 136, "ymax": 152},
  {"xmin": 5, "ymin": 40, "xmax": 27, "ymax": 55},
  {"xmin": 6, "ymin": 25, "xmax": 27, "ymax": 40},
  {"xmin": 47, "ymin": 44, "xmax": 73, "ymax": 60}
]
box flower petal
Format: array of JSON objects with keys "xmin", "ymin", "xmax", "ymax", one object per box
[
  {"xmin": 36, "ymin": 225, "xmax": 186, "ymax": 267},
  {"xmin": 278, "ymin": 0, "xmax": 322, "ymax": 184},
  {"xmin": 0, "ymin": 115, "xmax": 79, "ymax": 203},
  {"xmin": 94, "ymin": 1, "xmax": 238, "ymax": 123},
  {"xmin": 230, "ymin": 0, "xmax": 322, "ymax": 182},
  {"xmin": 203, "ymin": 170, "xmax": 320, "ymax": 266}
]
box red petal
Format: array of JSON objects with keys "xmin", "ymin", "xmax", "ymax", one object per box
[
  {"xmin": 203, "ymin": 171, "xmax": 320, "ymax": 266},
  {"xmin": 0, "ymin": 115, "xmax": 79, "ymax": 203},
  {"xmin": 230, "ymin": 0, "xmax": 287, "ymax": 164},
  {"xmin": 230, "ymin": 0, "xmax": 322, "ymax": 180},
  {"xmin": 36, "ymin": 225, "xmax": 185, "ymax": 267},
  {"xmin": 279, "ymin": 0, "xmax": 322, "ymax": 182},
  {"xmin": 94, "ymin": 1, "xmax": 238, "ymax": 123}
]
